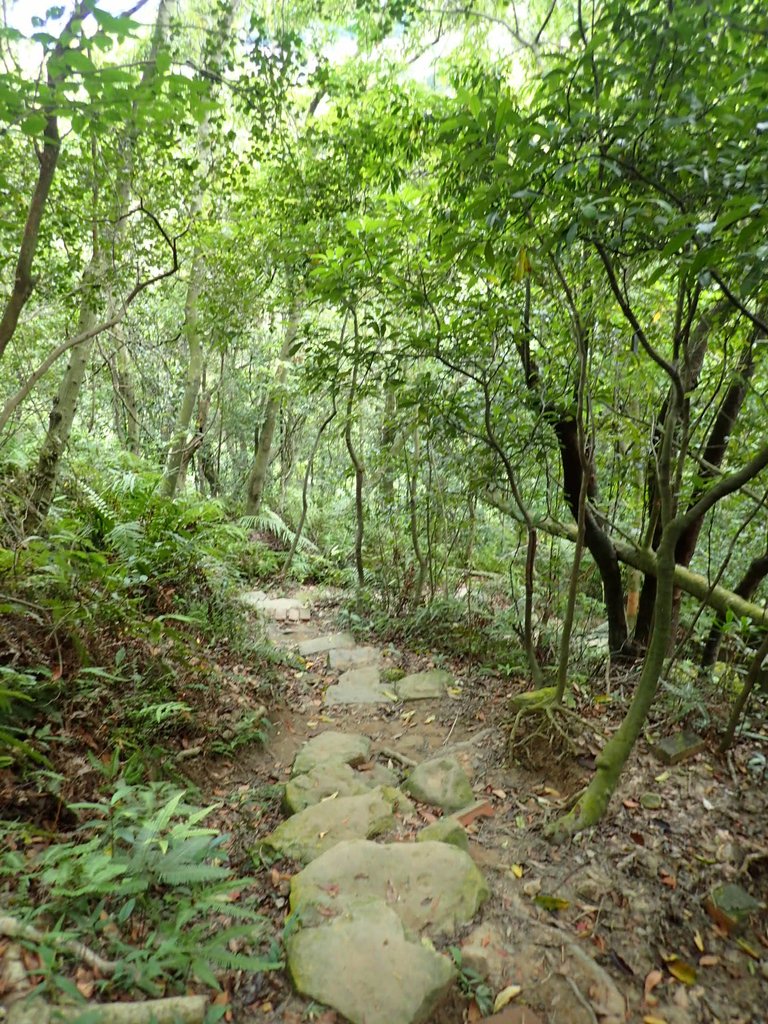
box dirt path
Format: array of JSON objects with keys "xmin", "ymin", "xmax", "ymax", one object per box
[{"xmin": 203, "ymin": 590, "xmax": 768, "ymax": 1024}]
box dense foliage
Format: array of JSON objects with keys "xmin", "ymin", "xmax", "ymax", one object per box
[{"xmin": 1, "ymin": 0, "xmax": 766, "ymax": 1015}]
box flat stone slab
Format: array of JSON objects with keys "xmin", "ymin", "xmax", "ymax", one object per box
[
  {"xmin": 284, "ymin": 761, "xmax": 397, "ymax": 814},
  {"xmin": 241, "ymin": 593, "xmax": 310, "ymax": 621},
  {"xmin": 298, "ymin": 632, "xmax": 355, "ymax": 657},
  {"xmin": 328, "ymin": 646, "xmax": 382, "ymax": 670},
  {"xmin": 291, "ymin": 839, "xmax": 489, "ymax": 936},
  {"xmin": 404, "ymin": 756, "xmax": 474, "ymax": 812},
  {"xmin": 292, "ymin": 731, "xmax": 371, "ymax": 777},
  {"xmin": 287, "ymin": 901, "xmax": 454, "ymax": 1024},
  {"xmin": 325, "ymin": 666, "xmax": 395, "ymax": 705},
  {"xmin": 395, "ymin": 669, "xmax": 452, "ymax": 700},
  {"xmin": 650, "ymin": 730, "xmax": 706, "ymax": 765},
  {"xmin": 264, "ymin": 788, "xmax": 397, "ymax": 864}
]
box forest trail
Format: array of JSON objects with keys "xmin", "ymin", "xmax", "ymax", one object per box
[
  {"xmin": 228, "ymin": 590, "xmax": 678, "ymax": 1024},
  {"xmin": 205, "ymin": 593, "xmax": 768, "ymax": 1024}
]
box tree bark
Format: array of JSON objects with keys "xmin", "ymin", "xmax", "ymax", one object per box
[
  {"xmin": 486, "ymin": 495, "xmax": 768, "ymax": 630},
  {"xmin": 554, "ymin": 416, "xmax": 629, "ymax": 655},
  {"xmin": 159, "ymin": 2, "xmax": 241, "ymax": 497}
]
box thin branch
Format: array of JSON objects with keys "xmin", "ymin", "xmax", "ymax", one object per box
[
  {"xmin": 594, "ymin": 240, "xmax": 684, "ymax": 403},
  {"xmin": 711, "ymin": 272, "xmax": 768, "ymax": 334}
]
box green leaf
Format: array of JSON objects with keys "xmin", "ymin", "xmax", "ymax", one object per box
[{"xmin": 21, "ymin": 113, "xmax": 48, "ymax": 136}]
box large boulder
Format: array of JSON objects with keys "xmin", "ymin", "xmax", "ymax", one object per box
[
  {"xmin": 404, "ymin": 756, "xmax": 474, "ymax": 811},
  {"xmin": 290, "ymin": 839, "xmax": 489, "ymax": 936},
  {"xmin": 287, "ymin": 901, "xmax": 455, "ymax": 1024},
  {"xmin": 292, "ymin": 731, "xmax": 371, "ymax": 776}
]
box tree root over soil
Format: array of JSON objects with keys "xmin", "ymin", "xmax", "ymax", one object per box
[
  {"xmin": 0, "ymin": 918, "xmax": 207, "ymax": 1024},
  {"xmin": 503, "ymin": 687, "xmax": 599, "ymax": 775}
]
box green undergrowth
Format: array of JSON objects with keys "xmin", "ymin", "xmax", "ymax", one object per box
[
  {"xmin": 338, "ymin": 593, "xmax": 539, "ymax": 676},
  {"xmin": 0, "ymin": 457, "xmax": 279, "ymax": 794},
  {"xmin": 0, "ymin": 779, "xmax": 281, "ymax": 1016}
]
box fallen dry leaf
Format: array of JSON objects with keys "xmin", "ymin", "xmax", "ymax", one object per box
[
  {"xmin": 643, "ymin": 968, "xmax": 663, "ymax": 1005},
  {"xmin": 665, "ymin": 957, "xmax": 697, "ymax": 985},
  {"xmin": 493, "ymin": 984, "xmax": 522, "ymax": 1012}
]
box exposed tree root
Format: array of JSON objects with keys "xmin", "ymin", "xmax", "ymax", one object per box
[
  {"xmin": 6, "ymin": 995, "xmax": 207, "ymax": 1024},
  {"xmin": 503, "ymin": 689, "xmax": 598, "ymax": 774},
  {"xmin": 0, "ymin": 916, "xmax": 119, "ymax": 976}
]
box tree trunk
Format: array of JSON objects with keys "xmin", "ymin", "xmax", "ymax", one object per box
[
  {"xmin": 111, "ymin": 331, "xmax": 141, "ymax": 454},
  {"xmin": 719, "ymin": 631, "xmax": 768, "ymax": 752},
  {"xmin": 23, "ymin": 273, "xmax": 102, "ymax": 530},
  {"xmin": 0, "ymin": 2, "xmax": 96, "ymax": 360},
  {"xmin": 547, "ymin": 527, "xmax": 679, "ymax": 840},
  {"xmin": 406, "ymin": 427, "xmax": 427, "ymax": 608},
  {"xmin": 554, "ymin": 416, "xmax": 629, "ymax": 655},
  {"xmin": 280, "ymin": 406, "xmax": 336, "ymax": 579},
  {"xmin": 244, "ymin": 299, "xmax": 301, "ymax": 515},
  {"xmin": 22, "ymin": 1, "xmax": 172, "ymax": 529},
  {"xmin": 159, "ymin": 260, "xmax": 204, "ymax": 497},
  {"xmin": 159, "ymin": 0, "xmax": 240, "ymax": 498}
]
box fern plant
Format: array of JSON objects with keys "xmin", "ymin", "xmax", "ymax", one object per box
[{"xmin": 5, "ymin": 782, "xmax": 280, "ymax": 998}]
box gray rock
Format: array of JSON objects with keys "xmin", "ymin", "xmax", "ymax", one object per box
[
  {"xmin": 291, "ymin": 839, "xmax": 489, "ymax": 936},
  {"xmin": 417, "ymin": 816, "xmax": 469, "ymax": 851},
  {"xmin": 292, "ymin": 731, "xmax": 371, "ymax": 776},
  {"xmin": 284, "ymin": 761, "xmax": 379, "ymax": 814},
  {"xmin": 241, "ymin": 594, "xmax": 310, "ymax": 621},
  {"xmin": 395, "ymin": 669, "xmax": 452, "ymax": 700},
  {"xmin": 263, "ymin": 788, "xmax": 396, "ymax": 864},
  {"xmin": 325, "ymin": 667, "xmax": 395, "ymax": 705},
  {"xmin": 404, "ymin": 756, "xmax": 474, "ymax": 811},
  {"xmin": 298, "ymin": 633, "xmax": 356, "ymax": 657},
  {"xmin": 287, "ymin": 901, "xmax": 455, "ymax": 1024},
  {"xmin": 328, "ymin": 646, "xmax": 382, "ymax": 670}
]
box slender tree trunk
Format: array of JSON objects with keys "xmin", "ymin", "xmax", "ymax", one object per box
[
  {"xmin": 719, "ymin": 631, "xmax": 768, "ymax": 752},
  {"xmin": 0, "ymin": 1, "xmax": 99, "ymax": 360},
  {"xmin": 160, "ymin": 261, "xmax": 204, "ymax": 497},
  {"xmin": 244, "ymin": 299, "xmax": 301, "ymax": 515},
  {"xmin": 110, "ymin": 330, "xmax": 140, "ymax": 454},
  {"xmin": 547, "ymin": 527, "xmax": 679, "ymax": 840},
  {"xmin": 554, "ymin": 417, "xmax": 629, "ymax": 655},
  {"xmin": 23, "ymin": 269, "xmax": 102, "ymax": 529},
  {"xmin": 405, "ymin": 427, "xmax": 427, "ymax": 608},
  {"xmin": 22, "ymin": 2, "xmax": 172, "ymax": 529},
  {"xmin": 280, "ymin": 406, "xmax": 336, "ymax": 579}
]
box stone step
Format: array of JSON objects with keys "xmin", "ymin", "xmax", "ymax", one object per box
[
  {"xmin": 327, "ymin": 645, "xmax": 382, "ymax": 670},
  {"xmin": 298, "ymin": 632, "xmax": 355, "ymax": 657},
  {"xmin": 287, "ymin": 902, "xmax": 455, "ymax": 1024},
  {"xmin": 240, "ymin": 592, "xmax": 310, "ymax": 621},
  {"xmin": 325, "ymin": 666, "xmax": 395, "ymax": 705}
]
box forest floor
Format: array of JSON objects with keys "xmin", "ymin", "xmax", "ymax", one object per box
[{"xmin": 188, "ymin": 587, "xmax": 768, "ymax": 1024}]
